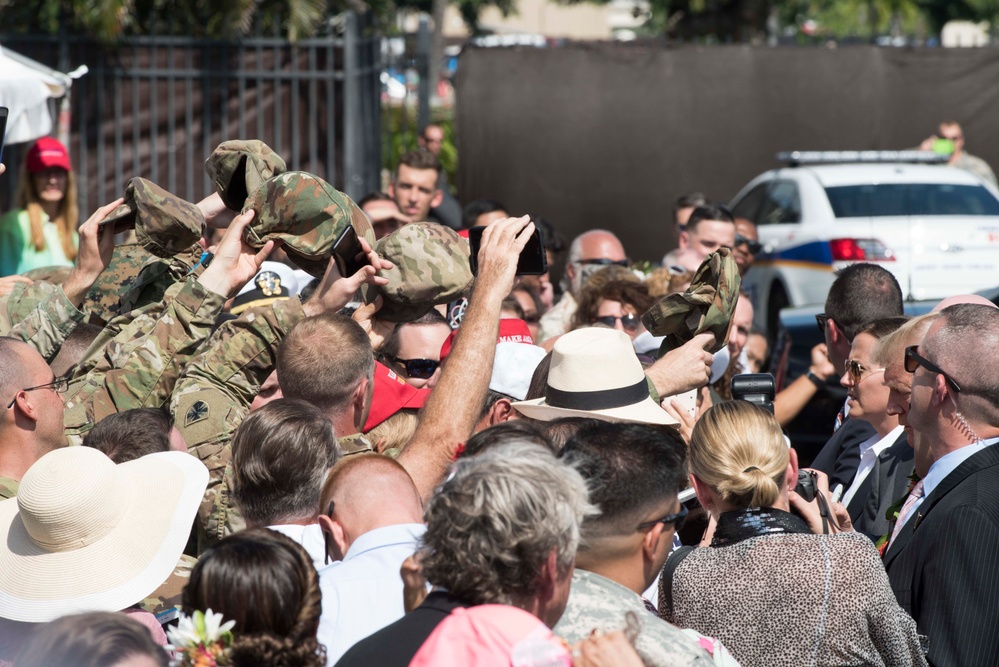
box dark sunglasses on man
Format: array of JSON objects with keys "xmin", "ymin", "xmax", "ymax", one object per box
[
  {"xmin": 382, "ymin": 354, "xmax": 440, "ymax": 380},
  {"xmin": 735, "ymin": 234, "xmax": 763, "ymax": 255},
  {"xmin": 904, "ymin": 345, "xmax": 962, "ymax": 393},
  {"xmin": 576, "ymin": 258, "xmax": 629, "ymax": 268}
]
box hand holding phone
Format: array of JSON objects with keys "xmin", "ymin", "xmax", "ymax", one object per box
[
  {"xmin": 467, "ymin": 223, "xmax": 547, "ymax": 276},
  {"xmin": 332, "ymin": 224, "xmax": 370, "ymax": 277}
]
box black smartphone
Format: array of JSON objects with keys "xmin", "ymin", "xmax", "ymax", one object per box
[
  {"xmin": 332, "ymin": 224, "xmax": 369, "ymax": 277},
  {"xmin": 0, "ymin": 107, "xmax": 8, "ymax": 166},
  {"xmin": 467, "ymin": 224, "xmax": 547, "ymax": 276}
]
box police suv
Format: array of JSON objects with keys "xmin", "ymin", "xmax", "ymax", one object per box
[{"xmin": 731, "ymin": 151, "xmax": 999, "ymax": 334}]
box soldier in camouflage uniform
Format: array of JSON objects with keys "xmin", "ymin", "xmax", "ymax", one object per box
[{"xmin": 555, "ymin": 423, "xmax": 737, "ymax": 667}]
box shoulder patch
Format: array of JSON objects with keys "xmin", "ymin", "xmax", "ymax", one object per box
[{"xmin": 185, "ymin": 400, "xmax": 210, "ymax": 425}]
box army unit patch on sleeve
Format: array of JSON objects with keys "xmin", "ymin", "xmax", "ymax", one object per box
[{"xmin": 185, "ymin": 400, "xmax": 210, "ymax": 425}]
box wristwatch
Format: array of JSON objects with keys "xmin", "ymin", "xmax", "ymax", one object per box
[{"xmin": 806, "ymin": 370, "xmax": 825, "ymax": 389}]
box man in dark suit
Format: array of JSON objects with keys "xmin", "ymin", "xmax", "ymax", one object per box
[
  {"xmin": 334, "ymin": 442, "xmax": 593, "ymax": 667},
  {"xmin": 811, "ymin": 263, "xmax": 903, "ymax": 489},
  {"xmin": 883, "ymin": 304, "xmax": 999, "ymax": 666}
]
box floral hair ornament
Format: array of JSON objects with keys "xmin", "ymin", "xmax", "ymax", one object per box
[{"xmin": 167, "ymin": 608, "xmax": 236, "ymax": 666}]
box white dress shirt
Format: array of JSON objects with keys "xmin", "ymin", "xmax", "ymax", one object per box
[
  {"xmin": 895, "ymin": 436, "xmax": 999, "ymax": 532},
  {"xmin": 317, "ymin": 522, "xmax": 426, "ymax": 665},
  {"xmin": 268, "ymin": 523, "xmax": 327, "ymax": 573},
  {"xmin": 842, "ymin": 425, "xmax": 904, "ymax": 507}
]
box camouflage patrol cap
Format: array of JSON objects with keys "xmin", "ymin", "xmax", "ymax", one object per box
[
  {"xmin": 205, "ymin": 140, "xmax": 287, "ymax": 211},
  {"xmin": 641, "ymin": 247, "xmax": 742, "ymax": 355},
  {"xmin": 241, "ymin": 171, "xmax": 374, "ymax": 278},
  {"xmin": 360, "ymin": 222, "xmax": 474, "ymax": 323},
  {"xmin": 99, "ymin": 178, "xmax": 206, "ymax": 259}
]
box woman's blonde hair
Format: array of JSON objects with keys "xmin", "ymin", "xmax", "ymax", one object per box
[
  {"xmin": 365, "ymin": 409, "xmax": 420, "ymax": 454},
  {"xmin": 16, "ymin": 159, "xmax": 79, "ymax": 261},
  {"xmin": 689, "ymin": 401, "xmax": 789, "ymax": 508}
]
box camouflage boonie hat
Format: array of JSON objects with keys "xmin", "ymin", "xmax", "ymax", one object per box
[
  {"xmin": 641, "ymin": 247, "xmax": 741, "ymax": 355},
  {"xmin": 360, "ymin": 222, "xmax": 474, "ymax": 323},
  {"xmin": 99, "ymin": 178, "xmax": 205, "ymax": 259},
  {"xmin": 205, "ymin": 140, "xmax": 287, "ymax": 211},
  {"xmin": 242, "ymin": 171, "xmax": 374, "ymax": 278}
]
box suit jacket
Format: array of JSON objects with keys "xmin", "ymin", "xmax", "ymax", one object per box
[
  {"xmin": 884, "ymin": 445, "xmax": 999, "ymax": 667},
  {"xmin": 809, "ymin": 417, "xmax": 876, "ymax": 489},
  {"xmin": 855, "ymin": 431, "xmax": 915, "ymax": 538},
  {"xmin": 333, "ymin": 591, "xmax": 470, "ymax": 667}
]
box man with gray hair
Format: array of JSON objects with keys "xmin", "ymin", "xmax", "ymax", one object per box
[
  {"xmin": 335, "ymin": 441, "xmax": 596, "ymax": 666},
  {"xmin": 537, "ymin": 229, "xmax": 627, "ymax": 342},
  {"xmin": 883, "ymin": 304, "xmax": 999, "ymax": 666}
]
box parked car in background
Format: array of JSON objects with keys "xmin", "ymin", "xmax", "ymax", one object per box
[{"xmin": 731, "ymin": 151, "xmax": 999, "ymax": 335}]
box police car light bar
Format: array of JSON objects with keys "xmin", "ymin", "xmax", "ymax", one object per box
[{"xmin": 777, "ymin": 151, "xmax": 950, "ymax": 166}]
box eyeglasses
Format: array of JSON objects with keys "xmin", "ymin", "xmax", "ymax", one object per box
[
  {"xmin": 734, "ymin": 235, "xmax": 763, "ymax": 255},
  {"xmin": 593, "ymin": 313, "xmax": 641, "ymax": 333},
  {"xmin": 844, "ymin": 359, "xmax": 884, "ymax": 383},
  {"xmin": 904, "ymin": 345, "xmax": 962, "ymax": 393},
  {"xmin": 815, "ymin": 313, "xmax": 847, "ymax": 337},
  {"xmin": 637, "ymin": 504, "xmax": 688, "ymax": 532},
  {"xmin": 576, "ymin": 258, "xmax": 629, "ymax": 268},
  {"xmin": 6, "ymin": 375, "xmax": 69, "ymax": 409},
  {"xmin": 383, "ymin": 355, "xmax": 440, "ymax": 380}
]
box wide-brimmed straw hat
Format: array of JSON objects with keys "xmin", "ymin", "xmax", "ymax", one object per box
[
  {"xmin": 0, "ymin": 447, "xmax": 208, "ymax": 623},
  {"xmin": 512, "ymin": 327, "xmax": 676, "ymax": 425}
]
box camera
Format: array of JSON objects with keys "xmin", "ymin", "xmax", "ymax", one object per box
[
  {"xmin": 794, "ymin": 469, "xmax": 818, "ymax": 502},
  {"xmin": 730, "ymin": 373, "xmax": 776, "ymax": 414}
]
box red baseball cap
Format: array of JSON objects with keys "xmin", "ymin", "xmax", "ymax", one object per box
[
  {"xmin": 26, "ymin": 137, "xmax": 72, "ymax": 174},
  {"xmin": 363, "ymin": 361, "xmax": 432, "ymax": 432},
  {"xmin": 440, "ymin": 318, "xmax": 534, "ymax": 360}
]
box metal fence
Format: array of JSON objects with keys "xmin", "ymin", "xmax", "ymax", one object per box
[{"xmin": 1, "ymin": 12, "xmax": 382, "ymax": 215}]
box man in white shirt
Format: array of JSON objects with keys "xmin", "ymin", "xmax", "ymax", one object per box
[
  {"xmin": 230, "ymin": 398, "xmax": 340, "ymax": 571},
  {"xmin": 317, "ymin": 453, "xmax": 426, "ymax": 664}
]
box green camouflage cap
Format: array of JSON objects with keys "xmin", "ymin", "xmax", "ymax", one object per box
[
  {"xmin": 360, "ymin": 222, "xmax": 473, "ymax": 323},
  {"xmin": 99, "ymin": 178, "xmax": 205, "ymax": 259},
  {"xmin": 242, "ymin": 171, "xmax": 374, "ymax": 278},
  {"xmin": 205, "ymin": 139, "xmax": 287, "ymax": 211},
  {"xmin": 641, "ymin": 247, "xmax": 742, "ymax": 355}
]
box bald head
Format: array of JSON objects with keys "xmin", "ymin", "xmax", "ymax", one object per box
[
  {"xmin": 567, "ymin": 230, "xmax": 627, "ymax": 296},
  {"xmin": 0, "ymin": 338, "xmax": 32, "ymax": 408},
  {"xmin": 321, "ymin": 454, "xmax": 424, "ymax": 539},
  {"xmin": 932, "ymin": 294, "xmax": 998, "ymax": 313}
]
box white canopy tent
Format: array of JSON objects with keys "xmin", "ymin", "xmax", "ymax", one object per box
[{"xmin": 0, "ymin": 45, "xmax": 86, "ymax": 145}]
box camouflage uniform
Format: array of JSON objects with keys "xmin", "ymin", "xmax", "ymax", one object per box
[
  {"xmin": 1, "ymin": 280, "xmax": 86, "ymax": 361},
  {"xmin": 360, "ymin": 221, "xmax": 474, "ymax": 322},
  {"xmin": 0, "ymin": 476, "xmax": 18, "ymax": 500},
  {"xmin": 642, "ymin": 248, "xmax": 741, "ymax": 356},
  {"xmin": 554, "ymin": 569, "xmax": 727, "ymax": 667},
  {"xmin": 63, "ymin": 275, "xmax": 226, "ymax": 445},
  {"xmin": 139, "ymin": 553, "xmax": 197, "ymax": 626}
]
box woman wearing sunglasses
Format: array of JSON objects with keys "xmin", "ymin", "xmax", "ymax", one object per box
[
  {"xmin": 659, "ymin": 401, "xmax": 925, "ymax": 667},
  {"xmin": 571, "ymin": 279, "xmax": 654, "ymax": 342}
]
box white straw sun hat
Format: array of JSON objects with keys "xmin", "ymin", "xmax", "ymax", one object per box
[
  {"xmin": 0, "ymin": 447, "xmax": 208, "ymax": 623},
  {"xmin": 512, "ymin": 327, "xmax": 677, "ymax": 425}
]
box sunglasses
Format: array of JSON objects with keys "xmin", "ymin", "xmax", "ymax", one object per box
[
  {"xmin": 593, "ymin": 313, "xmax": 641, "ymax": 333},
  {"xmin": 6, "ymin": 375, "xmax": 70, "ymax": 409},
  {"xmin": 735, "ymin": 234, "xmax": 763, "ymax": 255},
  {"xmin": 904, "ymin": 345, "xmax": 961, "ymax": 393},
  {"xmin": 383, "ymin": 355, "xmax": 440, "ymax": 380},
  {"xmin": 637, "ymin": 504, "xmax": 688, "ymax": 532},
  {"xmin": 844, "ymin": 359, "xmax": 884, "ymax": 383},
  {"xmin": 576, "ymin": 258, "xmax": 629, "ymax": 268}
]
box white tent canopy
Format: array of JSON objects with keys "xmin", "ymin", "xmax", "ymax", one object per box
[{"xmin": 0, "ymin": 45, "xmax": 82, "ymax": 145}]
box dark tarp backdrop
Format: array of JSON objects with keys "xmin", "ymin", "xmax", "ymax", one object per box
[{"xmin": 454, "ymin": 44, "xmax": 999, "ymax": 265}]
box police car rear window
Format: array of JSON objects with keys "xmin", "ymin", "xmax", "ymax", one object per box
[{"xmin": 825, "ymin": 184, "xmax": 999, "ymax": 218}]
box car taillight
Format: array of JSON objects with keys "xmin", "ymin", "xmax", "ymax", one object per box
[{"xmin": 829, "ymin": 238, "xmax": 895, "ymax": 262}]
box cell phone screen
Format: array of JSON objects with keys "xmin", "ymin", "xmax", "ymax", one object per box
[
  {"xmin": 333, "ymin": 224, "xmax": 369, "ymax": 277},
  {"xmin": 0, "ymin": 107, "xmax": 8, "ymax": 166},
  {"xmin": 467, "ymin": 224, "xmax": 548, "ymax": 276}
]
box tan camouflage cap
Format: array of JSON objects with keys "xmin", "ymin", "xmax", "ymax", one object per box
[
  {"xmin": 241, "ymin": 171, "xmax": 374, "ymax": 278},
  {"xmin": 641, "ymin": 247, "xmax": 742, "ymax": 355},
  {"xmin": 360, "ymin": 222, "xmax": 473, "ymax": 323},
  {"xmin": 99, "ymin": 178, "xmax": 206, "ymax": 259},
  {"xmin": 205, "ymin": 140, "xmax": 287, "ymax": 211}
]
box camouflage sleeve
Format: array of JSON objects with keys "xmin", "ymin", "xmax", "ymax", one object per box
[
  {"xmin": 7, "ymin": 283, "xmax": 86, "ymax": 361},
  {"xmin": 62, "ymin": 276, "xmax": 226, "ymax": 444},
  {"xmin": 170, "ymin": 295, "xmax": 307, "ymax": 550}
]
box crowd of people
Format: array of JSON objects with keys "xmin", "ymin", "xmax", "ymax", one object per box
[{"xmin": 0, "ymin": 127, "xmax": 997, "ymax": 667}]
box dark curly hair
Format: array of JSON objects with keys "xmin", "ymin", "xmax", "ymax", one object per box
[
  {"xmin": 572, "ymin": 279, "xmax": 655, "ymax": 332},
  {"xmin": 182, "ymin": 528, "xmax": 325, "ymax": 667}
]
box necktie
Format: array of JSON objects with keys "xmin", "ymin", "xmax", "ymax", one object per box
[{"xmin": 887, "ymin": 480, "xmax": 925, "ymax": 550}]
